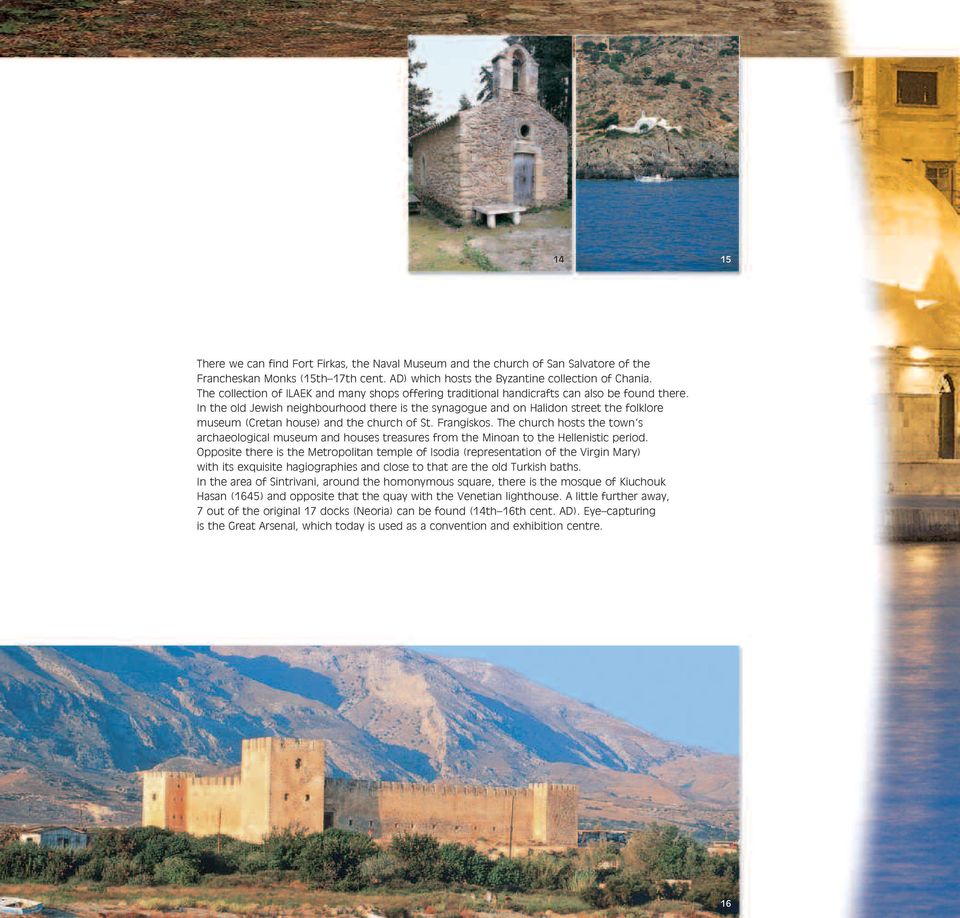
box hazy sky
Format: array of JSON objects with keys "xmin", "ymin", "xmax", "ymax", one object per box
[
  {"xmin": 410, "ymin": 35, "xmax": 508, "ymax": 119},
  {"xmin": 416, "ymin": 646, "xmax": 740, "ymax": 755}
]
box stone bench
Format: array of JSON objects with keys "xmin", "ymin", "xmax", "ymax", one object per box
[{"xmin": 473, "ymin": 203, "xmax": 527, "ymax": 229}]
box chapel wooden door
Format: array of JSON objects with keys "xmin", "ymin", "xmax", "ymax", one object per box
[{"xmin": 514, "ymin": 153, "xmax": 534, "ymax": 205}]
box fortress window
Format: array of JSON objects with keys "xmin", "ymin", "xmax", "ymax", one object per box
[
  {"xmin": 295, "ymin": 758, "xmax": 302, "ymax": 769},
  {"xmin": 369, "ymin": 821, "xmax": 373, "ymax": 828},
  {"xmin": 348, "ymin": 819, "xmax": 353, "ymax": 826},
  {"xmin": 305, "ymin": 793, "xmax": 311, "ymax": 802},
  {"xmin": 151, "ymin": 793, "xmax": 157, "ymax": 801},
  {"xmin": 283, "ymin": 793, "xmax": 289, "ymax": 801},
  {"xmin": 897, "ymin": 70, "xmax": 938, "ymax": 106}
]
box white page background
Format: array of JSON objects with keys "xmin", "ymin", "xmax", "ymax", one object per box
[{"xmin": 2, "ymin": 50, "xmax": 882, "ymax": 918}]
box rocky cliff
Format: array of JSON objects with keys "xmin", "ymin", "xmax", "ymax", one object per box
[{"xmin": 576, "ymin": 36, "xmax": 739, "ymax": 179}]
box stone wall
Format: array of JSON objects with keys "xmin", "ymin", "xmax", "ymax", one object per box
[
  {"xmin": 411, "ymin": 120, "xmax": 463, "ymax": 216},
  {"xmin": 142, "ymin": 739, "xmax": 577, "ymax": 851},
  {"xmin": 412, "ymin": 95, "xmax": 569, "ymax": 222},
  {"xmin": 325, "ymin": 778, "xmax": 576, "ymax": 851},
  {"xmin": 887, "ymin": 461, "xmax": 960, "ymax": 494},
  {"xmin": 459, "ymin": 96, "xmax": 568, "ymax": 219}
]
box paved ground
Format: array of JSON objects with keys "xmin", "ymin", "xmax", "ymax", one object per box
[
  {"xmin": 409, "ymin": 206, "xmax": 572, "ymax": 274},
  {"xmin": 0, "ymin": 0, "xmax": 837, "ymax": 57}
]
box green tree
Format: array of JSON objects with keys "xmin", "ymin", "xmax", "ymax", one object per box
[
  {"xmin": 408, "ymin": 39, "xmax": 436, "ymax": 137},
  {"xmin": 458, "ymin": 93, "xmax": 473, "ymax": 111}
]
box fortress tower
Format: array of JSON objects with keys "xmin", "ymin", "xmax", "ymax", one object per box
[{"xmin": 142, "ymin": 737, "xmax": 578, "ymax": 850}]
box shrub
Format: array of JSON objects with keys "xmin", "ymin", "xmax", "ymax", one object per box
[
  {"xmin": 488, "ymin": 856, "xmax": 531, "ymax": 892},
  {"xmin": 262, "ymin": 827, "xmax": 310, "ymax": 871},
  {"xmin": 360, "ymin": 850, "xmax": 402, "ymax": 886},
  {"xmin": 597, "ymin": 113, "xmax": 620, "ymax": 130},
  {"xmin": 680, "ymin": 80, "xmax": 692, "ymax": 89},
  {"xmin": 437, "ymin": 842, "xmax": 491, "ymax": 885},
  {"xmin": 522, "ymin": 853, "xmax": 570, "ymax": 891},
  {"xmin": 687, "ymin": 873, "xmax": 739, "ymax": 913},
  {"xmin": 297, "ymin": 829, "xmax": 377, "ymax": 889},
  {"xmin": 154, "ymin": 855, "xmax": 201, "ymax": 885},
  {"xmin": 0, "ymin": 842, "xmax": 59, "ymax": 881},
  {"xmin": 642, "ymin": 66, "xmax": 653, "ymax": 76},
  {"xmin": 390, "ymin": 832, "xmax": 441, "ymax": 883},
  {"xmin": 237, "ymin": 849, "xmax": 270, "ymax": 873},
  {"xmin": 605, "ymin": 870, "xmax": 655, "ymax": 906},
  {"xmin": 655, "ymin": 72, "xmax": 676, "ymax": 85}
]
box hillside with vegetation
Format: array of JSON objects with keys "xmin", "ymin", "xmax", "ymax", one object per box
[
  {"xmin": 576, "ymin": 36, "xmax": 739, "ymax": 179},
  {"xmin": 0, "ymin": 646, "xmax": 737, "ymax": 839}
]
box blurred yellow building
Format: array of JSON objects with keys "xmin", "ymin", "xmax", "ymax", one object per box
[{"xmin": 846, "ymin": 59, "xmax": 960, "ymax": 494}]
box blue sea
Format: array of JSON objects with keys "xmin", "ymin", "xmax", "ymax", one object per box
[
  {"xmin": 576, "ymin": 178, "xmax": 739, "ymax": 272},
  {"xmin": 860, "ymin": 544, "xmax": 960, "ymax": 916}
]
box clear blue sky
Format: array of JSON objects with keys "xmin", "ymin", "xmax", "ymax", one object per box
[
  {"xmin": 416, "ymin": 646, "xmax": 740, "ymax": 755},
  {"xmin": 410, "ymin": 35, "xmax": 508, "ymax": 119}
]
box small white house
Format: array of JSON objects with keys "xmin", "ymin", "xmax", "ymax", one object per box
[{"xmin": 18, "ymin": 826, "xmax": 89, "ymax": 850}]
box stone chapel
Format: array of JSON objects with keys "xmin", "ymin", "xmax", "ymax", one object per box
[{"xmin": 410, "ymin": 43, "xmax": 569, "ymax": 223}]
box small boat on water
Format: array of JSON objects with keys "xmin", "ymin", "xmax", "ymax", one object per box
[
  {"xmin": 634, "ymin": 173, "xmax": 673, "ymax": 183},
  {"xmin": 0, "ymin": 898, "xmax": 43, "ymax": 915}
]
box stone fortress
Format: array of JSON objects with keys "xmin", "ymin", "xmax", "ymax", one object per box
[
  {"xmin": 142, "ymin": 737, "xmax": 579, "ymax": 850},
  {"xmin": 409, "ymin": 43, "xmax": 569, "ymax": 223}
]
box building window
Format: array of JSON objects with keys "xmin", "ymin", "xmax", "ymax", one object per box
[
  {"xmin": 940, "ymin": 375, "xmax": 955, "ymax": 459},
  {"xmin": 295, "ymin": 758, "xmax": 302, "ymax": 769},
  {"xmin": 897, "ymin": 70, "xmax": 938, "ymax": 106},
  {"xmin": 925, "ymin": 162, "xmax": 955, "ymax": 206},
  {"xmin": 151, "ymin": 793, "xmax": 157, "ymax": 801},
  {"xmin": 284, "ymin": 793, "xmax": 289, "ymax": 801},
  {"xmin": 305, "ymin": 793, "xmax": 311, "ymax": 802},
  {"xmin": 512, "ymin": 51, "xmax": 523, "ymax": 92},
  {"xmin": 837, "ymin": 70, "xmax": 854, "ymax": 103},
  {"xmin": 519, "ymin": 123, "xmax": 531, "ymax": 139},
  {"xmin": 348, "ymin": 819, "xmax": 353, "ymax": 826},
  {"xmin": 420, "ymin": 155, "xmax": 426, "ymax": 183}
]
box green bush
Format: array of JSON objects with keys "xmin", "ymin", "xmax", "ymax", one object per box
[
  {"xmin": 0, "ymin": 842, "xmax": 76, "ymax": 882},
  {"xmin": 360, "ymin": 850, "xmax": 402, "ymax": 886},
  {"xmin": 680, "ymin": 80, "xmax": 692, "ymax": 89},
  {"xmin": 154, "ymin": 855, "xmax": 201, "ymax": 885},
  {"xmin": 654, "ymin": 72, "xmax": 676, "ymax": 85},
  {"xmin": 390, "ymin": 832, "xmax": 441, "ymax": 883},
  {"xmin": 605, "ymin": 870, "xmax": 655, "ymax": 906},
  {"xmin": 437, "ymin": 842, "xmax": 491, "ymax": 885},
  {"xmin": 597, "ymin": 113, "xmax": 620, "ymax": 130},
  {"xmin": 297, "ymin": 829, "xmax": 377, "ymax": 889},
  {"xmin": 262, "ymin": 827, "xmax": 310, "ymax": 871},
  {"xmin": 488, "ymin": 856, "xmax": 532, "ymax": 892},
  {"xmin": 687, "ymin": 873, "xmax": 739, "ymax": 913}
]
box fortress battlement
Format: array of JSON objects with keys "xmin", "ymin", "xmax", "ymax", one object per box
[{"xmin": 142, "ymin": 737, "xmax": 578, "ymax": 849}]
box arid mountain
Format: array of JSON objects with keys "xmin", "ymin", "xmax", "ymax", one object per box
[
  {"xmin": 0, "ymin": 647, "xmax": 737, "ymax": 839},
  {"xmin": 576, "ymin": 36, "xmax": 739, "ymax": 178}
]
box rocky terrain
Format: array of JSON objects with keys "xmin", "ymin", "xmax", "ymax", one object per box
[
  {"xmin": 576, "ymin": 36, "xmax": 739, "ymax": 179},
  {"xmin": 0, "ymin": 646, "xmax": 737, "ymax": 838}
]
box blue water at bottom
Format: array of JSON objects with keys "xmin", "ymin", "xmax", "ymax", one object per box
[
  {"xmin": 576, "ymin": 178, "xmax": 739, "ymax": 272},
  {"xmin": 861, "ymin": 544, "xmax": 960, "ymax": 916}
]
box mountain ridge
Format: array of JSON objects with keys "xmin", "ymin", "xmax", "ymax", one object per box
[{"xmin": 0, "ymin": 646, "xmax": 737, "ymax": 839}]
